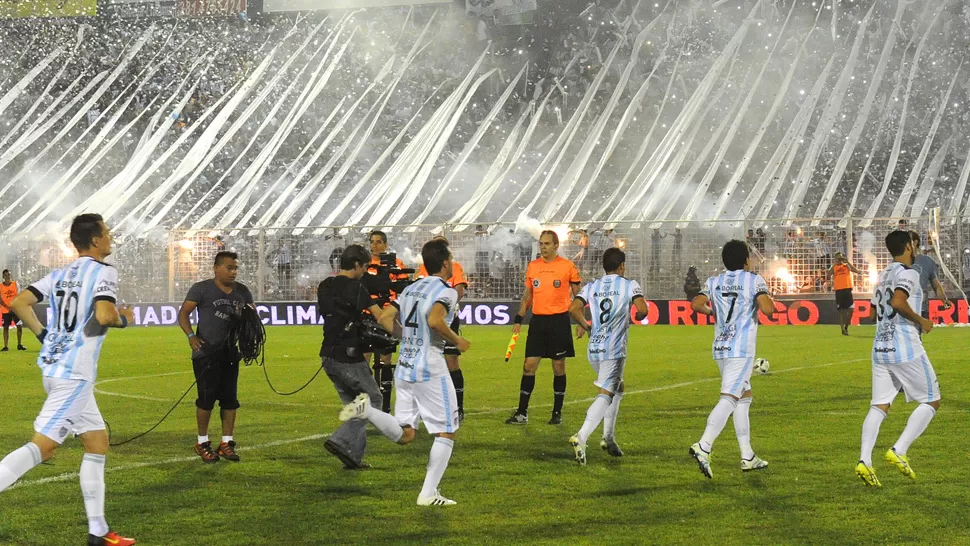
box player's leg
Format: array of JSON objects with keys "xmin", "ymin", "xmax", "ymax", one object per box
[
  {"xmin": 734, "ymin": 387, "xmax": 768, "ymax": 471},
  {"xmin": 690, "ymin": 358, "xmax": 753, "ymax": 479},
  {"xmin": 601, "ymin": 379, "xmax": 625, "ymax": 456},
  {"xmin": 192, "ymin": 356, "xmax": 220, "ymax": 463},
  {"xmin": 416, "ymin": 377, "xmax": 459, "ymax": 506},
  {"xmin": 571, "ymin": 359, "xmax": 623, "ymax": 464},
  {"xmin": 76, "ymin": 394, "xmax": 116, "ymax": 543},
  {"xmin": 885, "ymin": 355, "xmax": 941, "ymax": 479},
  {"xmin": 216, "ymin": 355, "xmax": 241, "ymax": 461},
  {"xmin": 857, "ymin": 362, "xmax": 897, "ymax": 486},
  {"xmin": 0, "ymin": 432, "xmax": 54, "ymax": 492},
  {"xmin": 340, "ymin": 377, "xmax": 416, "ymax": 446}
]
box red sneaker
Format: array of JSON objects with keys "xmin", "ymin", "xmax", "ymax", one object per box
[
  {"xmin": 88, "ymin": 530, "xmax": 136, "ymax": 545},
  {"xmin": 217, "ymin": 441, "xmax": 240, "ymax": 462},
  {"xmin": 194, "ymin": 441, "xmax": 220, "ymax": 464}
]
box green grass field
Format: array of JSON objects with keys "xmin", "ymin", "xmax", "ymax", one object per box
[{"xmin": 0, "ymin": 324, "xmax": 968, "ymax": 545}]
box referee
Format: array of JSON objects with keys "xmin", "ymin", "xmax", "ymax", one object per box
[
  {"xmin": 506, "ymin": 230, "xmax": 582, "ymax": 425},
  {"xmin": 415, "ymin": 236, "xmax": 469, "ymax": 421},
  {"xmin": 177, "ymin": 251, "xmax": 254, "ymax": 464}
]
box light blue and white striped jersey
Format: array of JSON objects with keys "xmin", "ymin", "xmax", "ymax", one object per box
[
  {"xmin": 393, "ymin": 276, "xmax": 459, "ymax": 383},
  {"xmin": 701, "ymin": 270, "xmax": 769, "ymax": 360},
  {"xmin": 871, "ymin": 262, "xmax": 925, "ymax": 364},
  {"xmin": 27, "ymin": 256, "xmax": 119, "ymax": 382},
  {"xmin": 577, "ymin": 274, "xmax": 644, "ymax": 361}
]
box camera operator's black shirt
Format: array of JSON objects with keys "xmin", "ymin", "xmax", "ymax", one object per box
[{"xmin": 318, "ymin": 276, "xmax": 372, "ymax": 362}]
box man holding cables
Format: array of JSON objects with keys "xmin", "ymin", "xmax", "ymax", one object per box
[{"xmin": 178, "ymin": 251, "xmax": 255, "ymax": 464}]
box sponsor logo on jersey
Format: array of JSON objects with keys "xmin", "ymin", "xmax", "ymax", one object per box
[
  {"xmin": 532, "ymin": 279, "xmax": 540, "ymax": 288},
  {"xmin": 553, "ymin": 280, "xmax": 561, "ymax": 288}
]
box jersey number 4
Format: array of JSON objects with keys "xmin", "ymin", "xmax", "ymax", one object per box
[
  {"xmin": 54, "ymin": 289, "xmax": 79, "ymax": 332},
  {"xmin": 404, "ymin": 305, "xmax": 420, "ymax": 329}
]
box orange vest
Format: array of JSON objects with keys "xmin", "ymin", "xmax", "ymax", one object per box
[
  {"xmin": 833, "ymin": 264, "xmax": 853, "ymax": 291},
  {"xmin": 0, "ymin": 281, "xmax": 18, "ymax": 314}
]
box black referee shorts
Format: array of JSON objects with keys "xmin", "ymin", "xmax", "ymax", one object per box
[
  {"xmin": 525, "ymin": 312, "xmax": 575, "ymax": 360},
  {"xmin": 2, "ymin": 312, "xmax": 19, "ymax": 328},
  {"xmin": 193, "ymin": 348, "xmax": 241, "ymax": 411},
  {"xmin": 835, "ymin": 289, "xmax": 854, "ymax": 311},
  {"xmin": 444, "ymin": 316, "xmax": 462, "ymax": 356}
]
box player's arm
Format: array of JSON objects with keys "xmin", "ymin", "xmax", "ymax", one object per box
[
  {"xmin": 429, "ymin": 302, "xmax": 469, "ymax": 352},
  {"xmin": 691, "ymin": 294, "xmax": 712, "ymax": 315},
  {"xmin": 632, "ymin": 296, "xmax": 648, "ymax": 322},
  {"xmin": 377, "ymin": 303, "xmax": 401, "ymax": 337},
  {"xmin": 756, "ymin": 293, "xmax": 776, "ymax": 316},
  {"xmin": 92, "ymin": 266, "xmax": 131, "ymax": 328},
  {"xmin": 890, "ymin": 288, "xmax": 932, "ymax": 333},
  {"xmin": 9, "ymin": 290, "xmax": 44, "ymax": 338},
  {"xmin": 568, "ymin": 298, "xmax": 589, "ymax": 338}
]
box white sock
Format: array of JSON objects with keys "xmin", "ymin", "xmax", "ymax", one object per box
[
  {"xmin": 734, "ymin": 397, "xmax": 754, "ymax": 460},
  {"xmin": 0, "ymin": 442, "xmax": 42, "ymax": 492},
  {"xmin": 699, "ymin": 396, "xmax": 738, "ymax": 452},
  {"xmin": 222, "ymin": 436, "xmax": 233, "ymax": 444},
  {"xmin": 603, "ymin": 391, "xmax": 624, "ymax": 440},
  {"xmin": 576, "ymin": 394, "xmax": 612, "ymax": 445},
  {"xmin": 198, "ymin": 435, "xmax": 208, "ymax": 444},
  {"xmin": 892, "ymin": 403, "xmax": 937, "ymax": 455},
  {"xmin": 860, "ymin": 406, "xmax": 887, "ymax": 466},
  {"xmin": 80, "ymin": 454, "xmax": 109, "ymax": 537},
  {"xmin": 419, "ymin": 437, "xmax": 454, "ymax": 499},
  {"xmin": 365, "ymin": 407, "xmax": 404, "ymax": 443}
]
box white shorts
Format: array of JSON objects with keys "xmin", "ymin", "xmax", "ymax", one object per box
[
  {"xmin": 590, "ymin": 358, "xmax": 625, "ymax": 392},
  {"xmin": 717, "ymin": 357, "xmax": 753, "ymax": 398},
  {"xmin": 394, "ymin": 376, "xmax": 460, "ymax": 435},
  {"xmin": 33, "ymin": 377, "xmax": 105, "ymax": 444},
  {"xmin": 871, "ymin": 354, "xmax": 941, "ymax": 405}
]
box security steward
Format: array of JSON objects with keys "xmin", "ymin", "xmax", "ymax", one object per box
[{"xmin": 506, "ymin": 230, "xmax": 582, "ymax": 426}]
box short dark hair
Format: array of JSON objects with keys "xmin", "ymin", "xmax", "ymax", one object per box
[
  {"xmin": 603, "ymin": 247, "xmax": 625, "ymax": 272},
  {"xmin": 539, "ymin": 230, "xmax": 559, "ymax": 245},
  {"xmin": 432, "ymin": 235, "xmax": 449, "ymax": 244},
  {"xmin": 909, "ymin": 230, "xmax": 920, "ymax": 246},
  {"xmin": 721, "ymin": 240, "xmax": 749, "ymax": 271},
  {"xmin": 2, "ymin": 269, "xmax": 9, "ymax": 275},
  {"xmin": 70, "ymin": 213, "xmax": 105, "ymax": 251},
  {"xmin": 369, "ymin": 230, "xmax": 387, "ymax": 244},
  {"xmin": 340, "ymin": 244, "xmax": 371, "ymax": 270},
  {"xmin": 422, "ymin": 239, "xmax": 451, "ymax": 275},
  {"xmin": 886, "ymin": 230, "xmax": 912, "ymax": 257},
  {"xmin": 214, "ymin": 251, "xmax": 239, "ymax": 266}
]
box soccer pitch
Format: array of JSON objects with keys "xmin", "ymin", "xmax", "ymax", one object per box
[{"xmin": 0, "ymin": 325, "xmax": 967, "ymax": 545}]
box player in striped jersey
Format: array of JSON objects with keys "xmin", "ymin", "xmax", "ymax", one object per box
[
  {"xmin": 0, "ymin": 214, "xmax": 136, "ymax": 546},
  {"xmin": 338, "ymin": 239, "xmax": 470, "ymax": 506},
  {"xmin": 688, "ymin": 240, "xmax": 776, "ymax": 479},
  {"xmin": 856, "ymin": 230, "xmax": 939, "ymax": 487},
  {"xmin": 566, "ymin": 248, "xmax": 647, "ymax": 465}
]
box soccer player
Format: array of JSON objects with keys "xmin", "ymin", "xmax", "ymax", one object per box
[
  {"xmin": 909, "ymin": 231, "xmax": 950, "ymax": 319},
  {"xmin": 566, "ymin": 248, "xmax": 648, "ymax": 464},
  {"xmin": 688, "ymin": 240, "xmax": 775, "ymax": 479},
  {"xmin": 0, "ymin": 269, "xmax": 26, "ymax": 351},
  {"xmin": 856, "ymin": 230, "xmax": 939, "ymax": 487},
  {"xmin": 827, "ymin": 252, "xmax": 861, "ymax": 336},
  {"xmin": 506, "ymin": 230, "xmax": 582, "ymax": 425},
  {"xmin": 338, "ymin": 238, "xmax": 470, "ymax": 506},
  {"xmin": 368, "ymin": 230, "xmax": 409, "ymax": 413},
  {"xmin": 0, "ymin": 213, "xmax": 136, "ymax": 546},
  {"xmin": 177, "ymin": 252, "xmax": 255, "ymax": 464},
  {"xmin": 415, "ymin": 236, "xmax": 469, "ymax": 421}
]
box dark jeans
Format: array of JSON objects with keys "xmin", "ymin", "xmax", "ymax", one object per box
[{"xmin": 323, "ymin": 357, "xmax": 384, "ymax": 464}]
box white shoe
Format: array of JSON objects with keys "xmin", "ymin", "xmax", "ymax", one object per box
[
  {"xmin": 740, "ymin": 455, "xmax": 769, "ymax": 472},
  {"xmin": 417, "ymin": 490, "xmax": 457, "ymax": 506},
  {"xmin": 689, "ymin": 442, "xmax": 713, "ymax": 479},
  {"xmin": 339, "ymin": 393, "xmax": 370, "ymax": 421},
  {"xmin": 569, "ymin": 435, "xmax": 587, "ymax": 466}
]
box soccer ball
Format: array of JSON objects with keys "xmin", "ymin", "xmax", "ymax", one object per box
[{"xmin": 754, "ymin": 358, "xmax": 770, "ymax": 375}]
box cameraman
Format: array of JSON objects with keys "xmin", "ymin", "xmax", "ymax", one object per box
[
  {"xmin": 319, "ymin": 244, "xmax": 391, "ymax": 470},
  {"xmin": 366, "ymin": 230, "xmax": 409, "ymax": 413}
]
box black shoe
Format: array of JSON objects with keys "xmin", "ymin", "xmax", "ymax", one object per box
[
  {"xmin": 505, "ymin": 411, "xmax": 528, "ymax": 425},
  {"xmin": 16, "ymin": 345, "xmax": 26, "ymax": 351},
  {"xmin": 1, "ymin": 347, "xmax": 7, "ymax": 352},
  {"xmin": 324, "ymin": 439, "xmax": 365, "ymax": 469},
  {"xmin": 601, "ymin": 438, "xmax": 624, "ymax": 457},
  {"xmin": 548, "ymin": 412, "xmax": 562, "ymax": 425},
  {"xmin": 458, "ymin": 410, "xmax": 465, "ymax": 423}
]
